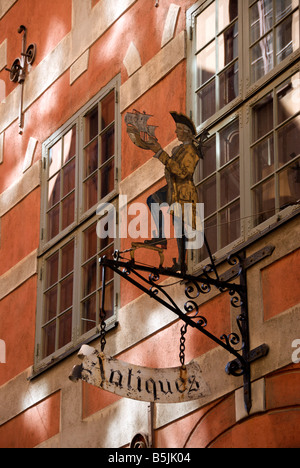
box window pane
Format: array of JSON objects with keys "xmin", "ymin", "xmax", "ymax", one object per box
[
  {"xmin": 218, "ymin": 0, "xmax": 238, "ymax": 32},
  {"xmin": 44, "ymin": 287, "xmax": 58, "ymax": 322},
  {"xmin": 196, "ymin": 216, "xmax": 217, "ymax": 263},
  {"xmin": 83, "ymin": 259, "xmax": 97, "ymax": 297},
  {"xmin": 253, "ymin": 177, "xmax": 275, "ymax": 225},
  {"xmin": 220, "ymin": 201, "xmax": 240, "ymax": 248},
  {"xmin": 218, "ymin": 22, "xmax": 238, "ymax": 70},
  {"xmin": 63, "ymin": 127, "xmax": 76, "ymax": 164},
  {"xmin": 49, "ymin": 140, "xmax": 62, "ymax": 178},
  {"xmin": 101, "ymin": 91, "xmax": 115, "ymax": 129},
  {"xmin": 61, "ymin": 240, "xmax": 74, "ymax": 277},
  {"xmin": 85, "ymin": 107, "xmax": 98, "ymax": 145},
  {"xmin": 203, "ymin": 215, "xmax": 217, "ymax": 255},
  {"xmin": 84, "ymin": 173, "xmax": 98, "ymax": 210},
  {"xmin": 279, "ymin": 159, "xmax": 300, "ymax": 209},
  {"xmin": 203, "ymin": 135, "xmax": 217, "ymax": 177},
  {"xmin": 101, "ymin": 160, "xmax": 115, "ymax": 198},
  {"xmin": 43, "ymin": 322, "xmax": 56, "ymax": 358},
  {"xmin": 62, "ymin": 159, "xmax": 75, "ymax": 197},
  {"xmin": 276, "ymin": 73, "xmax": 300, "ymax": 124},
  {"xmin": 276, "ymin": 10, "xmax": 299, "ymax": 64},
  {"xmin": 197, "ymin": 79, "xmax": 216, "ymax": 123},
  {"xmin": 250, "ymin": 32, "xmax": 273, "ymax": 83},
  {"xmin": 60, "ymin": 275, "xmax": 73, "ymax": 312},
  {"xmin": 250, "ymin": 0, "xmax": 273, "ymax": 45},
  {"xmin": 195, "ymin": 135, "xmax": 216, "ymax": 184},
  {"xmin": 48, "ymin": 205, "xmax": 60, "ymax": 240},
  {"xmin": 276, "ymin": 0, "xmax": 298, "ymax": 22},
  {"xmin": 48, "ymin": 173, "xmax": 60, "ymax": 208},
  {"xmin": 61, "ymin": 192, "xmax": 75, "ymax": 231},
  {"xmin": 101, "ymin": 126, "xmax": 115, "ymax": 165},
  {"xmin": 252, "ymin": 93, "xmax": 273, "ymax": 142},
  {"xmin": 220, "ymin": 119, "xmax": 239, "ymax": 166},
  {"xmin": 82, "ymin": 294, "xmax": 97, "ymax": 333},
  {"xmin": 252, "ymin": 135, "xmax": 274, "ymax": 184},
  {"xmin": 58, "ymin": 310, "xmax": 72, "ymax": 349},
  {"xmin": 220, "ymin": 160, "xmax": 240, "ymax": 206},
  {"xmin": 46, "ymin": 252, "xmax": 59, "ymax": 289},
  {"xmin": 277, "ymin": 116, "xmax": 300, "ymax": 167},
  {"xmin": 219, "ymin": 61, "xmax": 239, "ymax": 108},
  {"xmin": 84, "ymin": 140, "xmax": 98, "ymax": 177},
  {"xmin": 198, "ymin": 176, "xmax": 217, "ymax": 217},
  {"xmin": 196, "ymin": 2, "xmax": 216, "ymax": 50},
  {"xmin": 100, "ymin": 281, "xmax": 114, "ymax": 319},
  {"xmin": 197, "ymin": 42, "xmax": 216, "ymax": 87},
  {"xmin": 100, "ymin": 245, "xmax": 115, "ymax": 282},
  {"xmin": 84, "ymin": 223, "xmax": 97, "ymax": 262}
]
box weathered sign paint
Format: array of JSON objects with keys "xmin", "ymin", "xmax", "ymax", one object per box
[{"xmin": 70, "ymin": 345, "xmax": 210, "ymax": 403}]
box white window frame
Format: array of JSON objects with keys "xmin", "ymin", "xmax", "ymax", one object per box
[
  {"xmin": 39, "ymin": 75, "xmax": 121, "ymax": 253},
  {"xmin": 187, "ymin": 0, "xmax": 300, "ymax": 132},
  {"xmin": 245, "ymin": 0, "xmax": 300, "ymax": 98},
  {"xmin": 244, "ymin": 64, "xmax": 300, "ymax": 238},
  {"xmin": 187, "ymin": 1, "xmax": 300, "ymax": 270},
  {"xmin": 187, "ymin": 0, "xmax": 244, "ymax": 133},
  {"xmin": 34, "ymin": 76, "xmax": 121, "ymax": 372}
]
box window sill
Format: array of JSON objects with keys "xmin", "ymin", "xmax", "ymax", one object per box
[
  {"xmin": 29, "ymin": 320, "xmax": 119, "ymax": 381},
  {"xmin": 191, "ymin": 204, "xmax": 300, "ymax": 276}
]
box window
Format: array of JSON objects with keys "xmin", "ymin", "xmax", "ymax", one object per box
[
  {"xmin": 250, "ymin": 71, "xmax": 300, "ymax": 226},
  {"xmin": 83, "ymin": 91, "xmax": 116, "ymax": 213},
  {"xmin": 194, "ymin": 115, "xmax": 241, "ymax": 262},
  {"xmin": 47, "ymin": 127, "xmax": 77, "ymax": 241},
  {"xmin": 249, "ymin": 0, "xmax": 299, "ymax": 84},
  {"xmin": 187, "ymin": 2, "xmax": 300, "ymax": 267},
  {"xmin": 188, "ymin": 0, "xmax": 300, "ymax": 131},
  {"xmin": 192, "ymin": 0, "xmax": 240, "ymax": 126},
  {"xmin": 35, "ymin": 76, "xmax": 120, "ymax": 369}
]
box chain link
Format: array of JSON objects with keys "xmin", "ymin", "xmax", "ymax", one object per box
[
  {"xmin": 99, "ymin": 307, "xmax": 106, "ymax": 352},
  {"xmin": 179, "ymin": 324, "xmax": 188, "ymax": 367}
]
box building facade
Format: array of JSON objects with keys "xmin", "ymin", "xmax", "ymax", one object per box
[{"xmin": 0, "ymin": 0, "xmax": 299, "ymax": 448}]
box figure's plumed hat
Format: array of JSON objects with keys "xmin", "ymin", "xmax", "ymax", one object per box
[{"xmin": 170, "ymin": 112, "xmax": 196, "ymax": 135}]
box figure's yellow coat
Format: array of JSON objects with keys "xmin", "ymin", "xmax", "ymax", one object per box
[{"xmin": 157, "ymin": 143, "xmax": 200, "ymax": 228}]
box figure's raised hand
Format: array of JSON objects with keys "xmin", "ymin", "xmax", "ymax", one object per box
[{"xmin": 145, "ymin": 135, "xmax": 162, "ymax": 153}]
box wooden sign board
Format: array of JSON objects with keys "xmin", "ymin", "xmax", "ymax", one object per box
[{"xmin": 70, "ymin": 345, "xmax": 210, "ymax": 403}]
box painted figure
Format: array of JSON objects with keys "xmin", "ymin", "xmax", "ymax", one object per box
[{"xmin": 126, "ymin": 111, "xmax": 206, "ymax": 271}]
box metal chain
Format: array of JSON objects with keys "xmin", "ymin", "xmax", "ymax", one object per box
[
  {"xmin": 179, "ymin": 324, "xmax": 188, "ymax": 367},
  {"xmin": 99, "ymin": 307, "xmax": 106, "ymax": 352},
  {"xmin": 100, "ymin": 264, "xmax": 107, "ymax": 352}
]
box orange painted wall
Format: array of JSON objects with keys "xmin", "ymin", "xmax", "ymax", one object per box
[
  {"xmin": 0, "ymin": 277, "xmax": 37, "ymax": 386},
  {"xmin": 0, "ymin": 391, "xmax": 61, "ymax": 449},
  {"xmin": 0, "ymin": 0, "xmax": 72, "ymax": 97},
  {"xmin": 0, "ymin": 0, "xmax": 299, "ymax": 449},
  {"xmin": 0, "ymin": 188, "xmax": 40, "ymax": 276},
  {"xmin": 155, "ymin": 364, "xmax": 300, "ymax": 448},
  {"xmin": 262, "ymin": 249, "xmax": 300, "ymax": 321}
]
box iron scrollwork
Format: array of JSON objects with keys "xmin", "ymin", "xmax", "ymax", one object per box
[{"xmin": 99, "ymin": 244, "xmax": 271, "ymax": 414}]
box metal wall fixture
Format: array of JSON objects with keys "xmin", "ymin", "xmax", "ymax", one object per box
[
  {"xmin": 130, "ymin": 433, "xmax": 150, "ymax": 449},
  {"xmin": 99, "ymin": 244, "xmax": 274, "ymax": 414},
  {"xmin": 5, "ymin": 25, "xmax": 36, "ymax": 133}
]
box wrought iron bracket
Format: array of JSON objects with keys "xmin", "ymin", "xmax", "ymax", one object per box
[
  {"xmin": 5, "ymin": 25, "xmax": 36, "ymax": 133},
  {"xmin": 99, "ymin": 244, "xmax": 274, "ymax": 414}
]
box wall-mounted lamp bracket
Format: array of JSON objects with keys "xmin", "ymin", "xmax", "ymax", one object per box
[
  {"xmin": 4, "ymin": 25, "xmax": 36, "ymax": 133},
  {"xmin": 99, "ymin": 244, "xmax": 274, "ymax": 414}
]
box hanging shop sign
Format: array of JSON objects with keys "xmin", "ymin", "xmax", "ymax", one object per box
[{"xmin": 70, "ymin": 345, "xmax": 210, "ymax": 403}]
